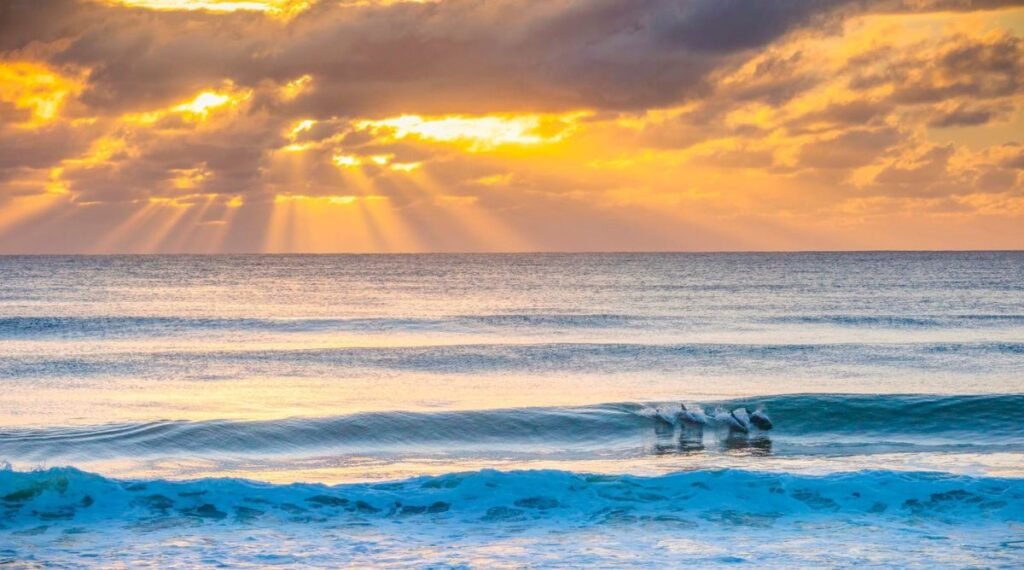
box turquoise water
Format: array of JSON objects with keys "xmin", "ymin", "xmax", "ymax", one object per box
[{"xmin": 1, "ymin": 253, "xmax": 1023, "ymax": 566}]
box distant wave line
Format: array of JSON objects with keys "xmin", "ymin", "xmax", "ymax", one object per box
[{"xmin": 2, "ymin": 395, "xmax": 1021, "ymax": 459}]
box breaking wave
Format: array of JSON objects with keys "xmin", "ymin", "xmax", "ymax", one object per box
[{"xmin": 2, "ymin": 466, "xmax": 1022, "ymax": 530}]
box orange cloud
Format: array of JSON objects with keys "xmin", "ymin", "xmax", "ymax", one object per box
[
  {"xmin": 0, "ymin": 61, "xmax": 83, "ymax": 127},
  {"xmin": 1, "ymin": 1, "xmax": 1023, "ymax": 252}
]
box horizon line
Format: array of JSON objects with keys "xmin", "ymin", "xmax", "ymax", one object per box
[{"xmin": 1, "ymin": 249, "xmax": 1023, "ymax": 257}]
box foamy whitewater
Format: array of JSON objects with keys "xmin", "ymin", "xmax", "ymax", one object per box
[{"xmin": 1, "ymin": 253, "xmax": 1023, "ymax": 567}]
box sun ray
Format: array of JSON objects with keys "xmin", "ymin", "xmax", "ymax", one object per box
[
  {"xmin": 88, "ymin": 202, "xmax": 164, "ymax": 253},
  {"xmin": 0, "ymin": 193, "xmax": 69, "ymax": 247},
  {"xmin": 263, "ymin": 194, "xmax": 419, "ymax": 252},
  {"xmin": 399, "ymin": 168, "xmax": 531, "ymax": 252}
]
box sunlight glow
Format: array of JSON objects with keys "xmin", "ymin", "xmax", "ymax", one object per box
[
  {"xmin": 117, "ymin": 85, "xmax": 253, "ymax": 125},
  {"xmin": 0, "ymin": 61, "xmax": 81, "ymax": 126},
  {"xmin": 330, "ymin": 153, "xmax": 419, "ymax": 171},
  {"xmin": 356, "ymin": 114, "xmax": 581, "ymax": 151},
  {"xmin": 332, "ymin": 154, "xmax": 362, "ymax": 168},
  {"xmin": 280, "ymin": 75, "xmax": 313, "ymax": 100},
  {"xmin": 174, "ymin": 91, "xmax": 232, "ymax": 118},
  {"xmin": 290, "ymin": 119, "xmax": 315, "ymax": 135},
  {"xmin": 389, "ymin": 161, "xmax": 422, "ymax": 172},
  {"xmin": 281, "ymin": 119, "xmax": 317, "ymax": 151},
  {"xmin": 103, "ymin": 0, "xmax": 436, "ymax": 16},
  {"xmin": 274, "ymin": 194, "xmax": 364, "ymax": 205},
  {"xmin": 105, "ymin": 0, "xmax": 311, "ymax": 16},
  {"xmin": 121, "ymin": 85, "xmax": 250, "ymax": 125},
  {"xmin": 170, "ymin": 168, "xmax": 210, "ymax": 190}
]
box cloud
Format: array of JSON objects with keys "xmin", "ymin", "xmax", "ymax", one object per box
[
  {"xmin": 0, "ymin": 0, "xmax": 930, "ymax": 118},
  {"xmin": 1002, "ymin": 148, "xmax": 1024, "ymax": 170},
  {"xmin": 849, "ymin": 32, "xmax": 1024, "ymax": 104},
  {"xmin": 663, "ymin": 0, "xmax": 846, "ymax": 54},
  {"xmin": 927, "ymin": 101, "xmax": 1013, "ymax": 127},
  {"xmin": 2, "ymin": 1, "xmax": 1024, "ymax": 252},
  {"xmin": 798, "ymin": 128, "xmax": 903, "ymax": 170}
]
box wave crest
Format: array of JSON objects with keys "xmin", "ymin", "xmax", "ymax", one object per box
[{"xmin": 1, "ymin": 467, "xmax": 1021, "ymax": 531}]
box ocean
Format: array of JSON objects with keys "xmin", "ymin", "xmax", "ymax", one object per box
[{"xmin": 1, "ymin": 252, "xmax": 1022, "ymax": 567}]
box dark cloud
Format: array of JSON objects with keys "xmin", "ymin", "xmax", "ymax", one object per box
[
  {"xmin": 872, "ymin": 0, "xmax": 1024, "ymax": 12},
  {"xmin": 0, "ymin": 0, "xmax": 915, "ymax": 117},
  {"xmin": 974, "ymin": 168, "xmax": 1018, "ymax": 192},
  {"xmin": 850, "ymin": 33, "xmax": 1024, "ymax": 104},
  {"xmin": 0, "ymin": 0, "xmax": 81, "ymax": 51},
  {"xmin": 874, "ymin": 146, "xmax": 954, "ymax": 184},
  {"xmin": 0, "ymin": 124, "xmax": 85, "ymax": 171},
  {"xmin": 927, "ymin": 101, "xmax": 1015, "ymax": 127},
  {"xmin": 796, "ymin": 100, "xmax": 894, "ymax": 131},
  {"xmin": 0, "ymin": 101, "xmax": 31, "ymax": 124},
  {"xmin": 0, "ymin": 123, "xmax": 96, "ymax": 187},
  {"xmin": 862, "ymin": 143, "xmax": 1024, "ymax": 199},
  {"xmin": 664, "ymin": 0, "xmax": 846, "ymax": 54},
  {"xmin": 798, "ymin": 127, "xmax": 902, "ymax": 169},
  {"xmin": 57, "ymin": 103, "xmax": 288, "ymax": 203},
  {"xmin": 722, "ymin": 50, "xmax": 822, "ymax": 106},
  {"xmin": 693, "ymin": 148, "xmax": 777, "ymax": 169},
  {"xmin": 1001, "ymin": 147, "xmax": 1024, "ymax": 169},
  {"xmin": 4, "ymin": 0, "xmax": 1019, "ymax": 119}
]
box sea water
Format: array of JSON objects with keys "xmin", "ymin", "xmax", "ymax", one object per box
[{"xmin": 1, "ymin": 253, "xmax": 1022, "ymax": 567}]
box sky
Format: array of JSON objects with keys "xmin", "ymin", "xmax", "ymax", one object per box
[{"xmin": 1, "ymin": 0, "xmax": 1023, "ymax": 253}]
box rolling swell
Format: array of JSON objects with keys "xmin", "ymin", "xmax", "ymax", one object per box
[
  {"xmin": 2, "ymin": 395, "xmax": 1021, "ymax": 460},
  {"xmin": 0, "ymin": 314, "xmax": 648, "ymax": 339},
  {"xmin": 5, "ymin": 311, "xmax": 1023, "ymax": 339},
  {"xmin": 0, "ymin": 407, "xmax": 645, "ymax": 459},
  {"xmin": 743, "ymin": 393, "xmax": 1024, "ymax": 436},
  {"xmin": 768, "ymin": 314, "xmax": 1024, "ymax": 328},
  {"xmin": 4, "ymin": 341, "xmax": 1024, "ymax": 380},
  {"xmin": 1, "ymin": 467, "xmax": 1021, "ymax": 530}
]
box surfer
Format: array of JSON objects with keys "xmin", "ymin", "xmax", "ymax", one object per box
[
  {"xmin": 678, "ymin": 403, "xmax": 708, "ymax": 426},
  {"xmin": 712, "ymin": 407, "xmax": 748, "ymax": 433},
  {"xmin": 710, "ymin": 406, "xmax": 773, "ymax": 433},
  {"xmin": 748, "ymin": 407, "xmax": 773, "ymax": 431}
]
